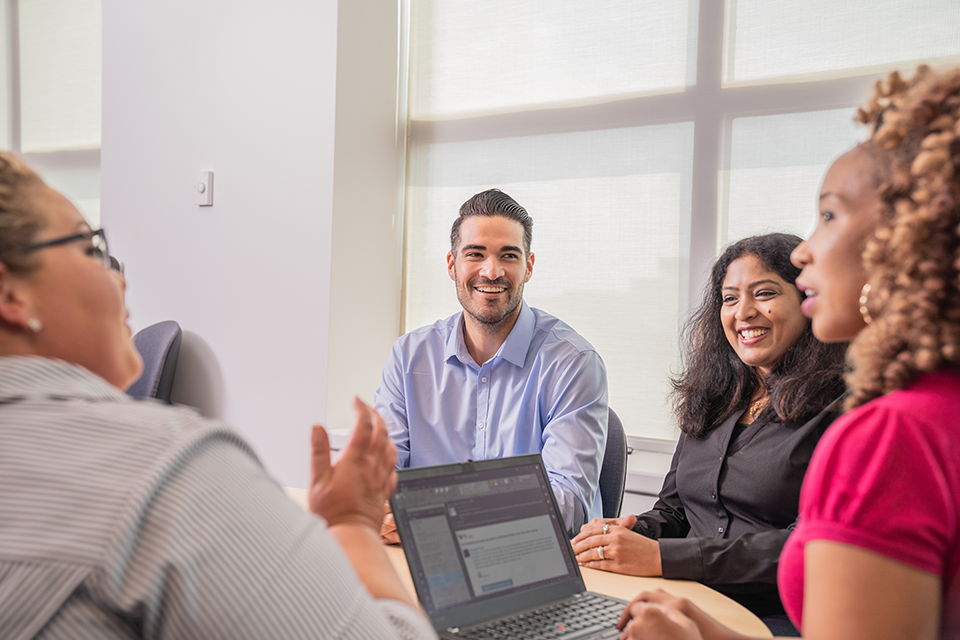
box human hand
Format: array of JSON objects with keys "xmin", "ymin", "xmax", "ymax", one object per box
[
  {"xmin": 571, "ymin": 514, "xmax": 662, "ymax": 575},
  {"xmin": 308, "ymin": 398, "xmax": 398, "ymax": 531},
  {"xmin": 381, "ymin": 500, "xmax": 401, "ymax": 545},
  {"xmin": 619, "ymin": 591, "xmax": 748, "ymax": 640},
  {"xmin": 618, "ymin": 596, "xmax": 704, "ymax": 640}
]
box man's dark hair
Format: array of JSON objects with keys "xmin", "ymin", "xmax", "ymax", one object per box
[{"xmin": 450, "ymin": 189, "xmax": 533, "ymax": 256}]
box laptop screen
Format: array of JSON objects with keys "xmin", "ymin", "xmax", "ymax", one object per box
[{"xmin": 390, "ymin": 455, "xmax": 585, "ymax": 630}]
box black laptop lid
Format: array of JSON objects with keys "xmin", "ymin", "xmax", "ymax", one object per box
[{"xmin": 389, "ymin": 454, "xmax": 587, "ymax": 632}]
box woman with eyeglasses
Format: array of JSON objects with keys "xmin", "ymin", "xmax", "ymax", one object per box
[
  {"xmin": 0, "ymin": 153, "xmax": 436, "ymax": 638},
  {"xmin": 618, "ymin": 66, "xmax": 960, "ymax": 640}
]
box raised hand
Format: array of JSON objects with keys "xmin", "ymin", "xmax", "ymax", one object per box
[{"xmin": 308, "ymin": 397, "xmax": 398, "ymax": 531}]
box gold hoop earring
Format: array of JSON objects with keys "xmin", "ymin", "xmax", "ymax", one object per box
[
  {"xmin": 27, "ymin": 317, "xmax": 43, "ymax": 333},
  {"xmin": 859, "ymin": 284, "xmax": 872, "ymax": 324}
]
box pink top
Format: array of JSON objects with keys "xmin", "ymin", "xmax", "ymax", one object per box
[{"xmin": 779, "ymin": 370, "xmax": 960, "ymax": 638}]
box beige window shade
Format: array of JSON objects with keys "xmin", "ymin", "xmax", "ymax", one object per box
[
  {"xmin": 403, "ymin": 0, "xmax": 960, "ymax": 440},
  {"xmin": 727, "ymin": 0, "xmax": 960, "ymax": 85},
  {"xmin": 19, "ymin": 0, "xmax": 101, "ymax": 153},
  {"xmin": 719, "ymin": 109, "xmax": 866, "ymax": 248},
  {"xmin": 409, "ymin": 0, "xmax": 695, "ymax": 120}
]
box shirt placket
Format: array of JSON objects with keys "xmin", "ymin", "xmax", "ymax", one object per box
[
  {"xmin": 713, "ymin": 451, "xmax": 730, "ymax": 537},
  {"xmin": 474, "ymin": 360, "xmax": 492, "ymax": 460}
]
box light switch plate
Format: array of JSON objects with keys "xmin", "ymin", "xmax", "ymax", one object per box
[{"xmin": 195, "ymin": 171, "xmax": 214, "ymax": 206}]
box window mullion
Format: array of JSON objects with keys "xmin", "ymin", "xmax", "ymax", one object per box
[
  {"xmin": 3, "ymin": 0, "xmax": 21, "ymax": 153},
  {"xmin": 686, "ymin": 0, "xmax": 725, "ymax": 312}
]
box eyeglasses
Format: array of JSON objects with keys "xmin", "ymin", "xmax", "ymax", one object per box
[{"xmin": 18, "ymin": 228, "xmax": 124, "ymax": 274}]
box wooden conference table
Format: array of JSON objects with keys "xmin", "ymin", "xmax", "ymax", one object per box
[{"xmin": 283, "ymin": 487, "xmax": 773, "ymax": 637}]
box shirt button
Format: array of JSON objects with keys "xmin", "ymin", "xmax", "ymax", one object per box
[
  {"xmin": 481, "ymin": 377, "xmax": 487, "ymax": 383},
  {"xmin": 718, "ymin": 527, "xmax": 724, "ymax": 534},
  {"xmin": 711, "ymin": 493, "xmax": 717, "ymax": 500},
  {"xmin": 478, "ymin": 422, "xmax": 484, "ymax": 429}
]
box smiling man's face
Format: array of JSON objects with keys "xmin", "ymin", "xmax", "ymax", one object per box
[{"xmin": 447, "ymin": 215, "xmax": 534, "ymax": 332}]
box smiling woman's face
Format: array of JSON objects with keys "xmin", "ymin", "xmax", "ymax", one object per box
[
  {"xmin": 22, "ymin": 184, "xmax": 143, "ymax": 389},
  {"xmin": 720, "ymin": 254, "xmax": 807, "ymax": 378},
  {"xmin": 791, "ymin": 147, "xmax": 886, "ymax": 343}
]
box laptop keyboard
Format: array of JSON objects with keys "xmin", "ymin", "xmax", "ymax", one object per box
[{"xmin": 455, "ymin": 593, "xmax": 624, "ymax": 640}]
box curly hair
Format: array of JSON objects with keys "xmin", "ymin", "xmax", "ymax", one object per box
[
  {"xmin": 0, "ymin": 152, "xmax": 44, "ymax": 274},
  {"xmin": 671, "ymin": 233, "xmax": 847, "ymax": 438},
  {"xmin": 845, "ymin": 66, "xmax": 960, "ymax": 409}
]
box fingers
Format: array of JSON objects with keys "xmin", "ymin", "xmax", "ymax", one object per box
[
  {"xmin": 619, "ymin": 601, "xmax": 703, "ymax": 640},
  {"xmin": 384, "ymin": 468, "xmax": 398, "ymax": 500},
  {"xmin": 573, "ymin": 538, "xmax": 612, "ymax": 566},
  {"xmin": 341, "ymin": 400, "xmax": 396, "ymax": 499},
  {"xmin": 618, "ymin": 591, "xmax": 685, "ymax": 629},
  {"xmin": 381, "ymin": 529, "xmax": 402, "ymax": 545},
  {"xmin": 573, "ymin": 517, "xmax": 616, "ymax": 543},
  {"xmin": 309, "ymin": 424, "xmax": 332, "ymax": 491},
  {"xmin": 309, "ymin": 399, "xmax": 399, "ymax": 529},
  {"xmin": 381, "ymin": 510, "xmax": 401, "ymax": 545},
  {"xmin": 347, "ymin": 397, "xmax": 375, "ymax": 456},
  {"xmin": 572, "ymin": 518, "xmax": 616, "ymax": 559},
  {"xmin": 617, "ymin": 514, "xmax": 638, "ymax": 530},
  {"xmin": 351, "ymin": 399, "xmax": 396, "ymax": 475},
  {"xmin": 576, "ymin": 550, "xmax": 610, "ymax": 567},
  {"xmin": 631, "ymin": 589, "xmax": 675, "ymax": 606}
]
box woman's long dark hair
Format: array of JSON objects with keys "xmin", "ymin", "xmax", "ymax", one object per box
[{"xmin": 671, "ymin": 233, "xmax": 847, "ymax": 438}]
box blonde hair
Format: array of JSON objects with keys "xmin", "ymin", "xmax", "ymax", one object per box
[
  {"xmin": 847, "ymin": 66, "xmax": 960, "ymax": 409},
  {"xmin": 0, "ymin": 152, "xmax": 44, "ymax": 274}
]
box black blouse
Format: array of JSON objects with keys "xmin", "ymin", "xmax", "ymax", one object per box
[{"xmin": 632, "ymin": 399, "xmax": 843, "ymax": 617}]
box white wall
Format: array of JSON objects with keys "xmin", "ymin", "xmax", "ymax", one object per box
[{"xmin": 101, "ymin": 0, "xmax": 404, "ymax": 487}]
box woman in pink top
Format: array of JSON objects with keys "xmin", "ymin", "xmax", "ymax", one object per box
[{"xmin": 616, "ymin": 65, "xmax": 960, "ymax": 640}]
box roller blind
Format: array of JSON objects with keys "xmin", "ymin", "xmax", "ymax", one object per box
[
  {"xmin": 19, "ymin": 0, "xmax": 101, "ymax": 153},
  {"xmin": 728, "ymin": 0, "xmax": 960, "ymax": 85},
  {"xmin": 400, "ymin": 0, "xmax": 960, "ymax": 440}
]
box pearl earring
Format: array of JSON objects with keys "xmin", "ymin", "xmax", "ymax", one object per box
[{"xmin": 27, "ymin": 317, "xmax": 43, "ymax": 332}]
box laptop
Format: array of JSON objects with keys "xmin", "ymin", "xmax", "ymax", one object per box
[{"xmin": 389, "ymin": 454, "xmax": 628, "ymax": 640}]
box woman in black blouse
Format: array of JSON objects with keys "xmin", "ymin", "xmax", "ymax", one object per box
[{"xmin": 572, "ymin": 233, "xmax": 846, "ymax": 636}]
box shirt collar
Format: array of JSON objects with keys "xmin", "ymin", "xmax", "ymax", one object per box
[
  {"xmin": 0, "ymin": 356, "xmax": 126, "ymax": 403},
  {"xmin": 445, "ymin": 302, "xmax": 534, "ymax": 368}
]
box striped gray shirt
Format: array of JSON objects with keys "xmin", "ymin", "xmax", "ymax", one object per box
[{"xmin": 0, "ymin": 357, "xmax": 437, "ymax": 640}]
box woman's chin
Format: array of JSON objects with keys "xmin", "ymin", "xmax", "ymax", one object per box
[
  {"xmin": 118, "ymin": 351, "xmax": 145, "ymax": 391},
  {"xmin": 811, "ymin": 315, "xmax": 864, "ymax": 343}
]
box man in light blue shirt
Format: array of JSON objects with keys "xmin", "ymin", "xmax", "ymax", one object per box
[{"xmin": 375, "ymin": 189, "xmax": 608, "ymax": 536}]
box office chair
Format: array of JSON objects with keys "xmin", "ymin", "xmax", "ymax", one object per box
[
  {"xmin": 127, "ymin": 320, "xmax": 182, "ymax": 403},
  {"xmin": 599, "ymin": 408, "xmax": 629, "ymax": 518}
]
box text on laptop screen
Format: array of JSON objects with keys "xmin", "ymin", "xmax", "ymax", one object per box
[{"xmin": 391, "ymin": 461, "xmax": 579, "ymax": 616}]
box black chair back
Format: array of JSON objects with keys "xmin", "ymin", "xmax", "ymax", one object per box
[
  {"xmin": 127, "ymin": 320, "xmax": 182, "ymax": 403},
  {"xmin": 599, "ymin": 408, "xmax": 628, "ymax": 518}
]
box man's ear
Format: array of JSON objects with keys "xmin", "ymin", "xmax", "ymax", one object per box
[
  {"xmin": 447, "ymin": 251, "xmax": 457, "ymax": 281},
  {"xmin": 0, "ymin": 263, "xmax": 33, "ymax": 330},
  {"xmin": 524, "ymin": 252, "xmax": 535, "ymax": 283}
]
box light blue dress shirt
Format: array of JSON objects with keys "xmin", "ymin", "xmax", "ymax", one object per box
[{"xmin": 374, "ymin": 303, "xmax": 608, "ymax": 533}]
